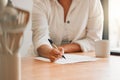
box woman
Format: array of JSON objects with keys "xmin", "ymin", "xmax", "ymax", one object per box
[{"xmin": 32, "ymin": 0, "xmax": 104, "ymax": 62}]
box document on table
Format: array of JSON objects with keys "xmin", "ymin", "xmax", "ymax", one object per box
[{"xmin": 35, "ymin": 54, "xmax": 97, "ymax": 64}]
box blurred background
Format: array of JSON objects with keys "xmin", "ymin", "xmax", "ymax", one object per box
[
  {"xmin": 109, "ymin": 0, "xmax": 120, "ymax": 50},
  {"xmin": 12, "ymin": 0, "xmax": 33, "ymax": 57}
]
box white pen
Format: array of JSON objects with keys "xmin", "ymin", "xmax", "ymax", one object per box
[{"xmin": 48, "ymin": 39, "xmax": 66, "ymax": 59}]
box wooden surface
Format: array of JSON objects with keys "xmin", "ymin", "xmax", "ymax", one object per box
[{"xmin": 21, "ymin": 52, "xmax": 120, "ymax": 80}]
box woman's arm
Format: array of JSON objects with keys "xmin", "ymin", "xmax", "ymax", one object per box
[
  {"xmin": 32, "ymin": 0, "xmax": 51, "ymax": 53},
  {"xmin": 32, "ymin": 1, "xmax": 64, "ymax": 62},
  {"xmin": 59, "ymin": 43, "xmax": 82, "ymax": 53},
  {"xmin": 72, "ymin": 0, "xmax": 104, "ymax": 52},
  {"xmin": 37, "ymin": 44, "xmax": 52, "ymax": 58}
]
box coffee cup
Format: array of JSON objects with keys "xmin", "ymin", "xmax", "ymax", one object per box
[{"xmin": 95, "ymin": 40, "xmax": 110, "ymax": 58}]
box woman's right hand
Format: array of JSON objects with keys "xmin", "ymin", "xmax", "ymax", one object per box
[{"xmin": 49, "ymin": 47, "xmax": 64, "ymax": 62}]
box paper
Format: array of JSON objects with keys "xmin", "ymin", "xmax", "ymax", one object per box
[{"xmin": 35, "ymin": 54, "xmax": 97, "ymax": 64}]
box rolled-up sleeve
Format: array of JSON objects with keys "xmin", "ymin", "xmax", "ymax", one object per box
[
  {"xmin": 32, "ymin": 0, "xmax": 51, "ymax": 51},
  {"xmin": 73, "ymin": 0, "xmax": 104, "ymax": 52}
]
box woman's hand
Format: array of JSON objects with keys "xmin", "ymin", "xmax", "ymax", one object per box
[{"xmin": 49, "ymin": 47, "xmax": 64, "ymax": 62}]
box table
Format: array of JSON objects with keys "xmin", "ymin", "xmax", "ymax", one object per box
[{"xmin": 22, "ymin": 52, "xmax": 120, "ymax": 80}]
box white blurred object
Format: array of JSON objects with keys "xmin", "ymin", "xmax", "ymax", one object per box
[
  {"xmin": 0, "ymin": 0, "xmax": 29, "ymax": 33},
  {"xmin": 0, "ymin": 0, "xmax": 8, "ymax": 12},
  {"xmin": 0, "ymin": 0, "xmax": 29, "ymax": 80},
  {"xmin": 0, "ymin": 0, "xmax": 29, "ymax": 55}
]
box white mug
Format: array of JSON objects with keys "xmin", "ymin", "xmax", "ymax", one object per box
[{"xmin": 95, "ymin": 40, "xmax": 110, "ymax": 58}]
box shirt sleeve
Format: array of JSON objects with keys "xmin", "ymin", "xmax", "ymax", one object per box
[
  {"xmin": 32, "ymin": 0, "xmax": 51, "ymax": 51},
  {"xmin": 72, "ymin": 0, "xmax": 104, "ymax": 52}
]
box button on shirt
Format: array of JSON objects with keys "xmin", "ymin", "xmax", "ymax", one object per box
[{"xmin": 32, "ymin": 0, "xmax": 104, "ymax": 52}]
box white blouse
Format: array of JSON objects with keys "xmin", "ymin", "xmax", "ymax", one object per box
[{"xmin": 32, "ymin": 0, "xmax": 104, "ymax": 52}]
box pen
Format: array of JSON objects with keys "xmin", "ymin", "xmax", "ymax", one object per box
[{"xmin": 48, "ymin": 39, "xmax": 66, "ymax": 59}]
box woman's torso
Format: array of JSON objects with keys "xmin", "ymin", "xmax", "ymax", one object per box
[{"xmin": 42, "ymin": 0, "xmax": 90, "ymax": 46}]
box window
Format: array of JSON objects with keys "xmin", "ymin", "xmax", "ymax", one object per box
[
  {"xmin": 109, "ymin": 0, "xmax": 120, "ymax": 49},
  {"xmin": 101, "ymin": 0, "xmax": 120, "ymax": 54}
]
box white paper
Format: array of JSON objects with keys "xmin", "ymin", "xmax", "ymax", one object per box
[{"xmin": 35, "ymin": 54, "xmax": 97, "ymax": 64}]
